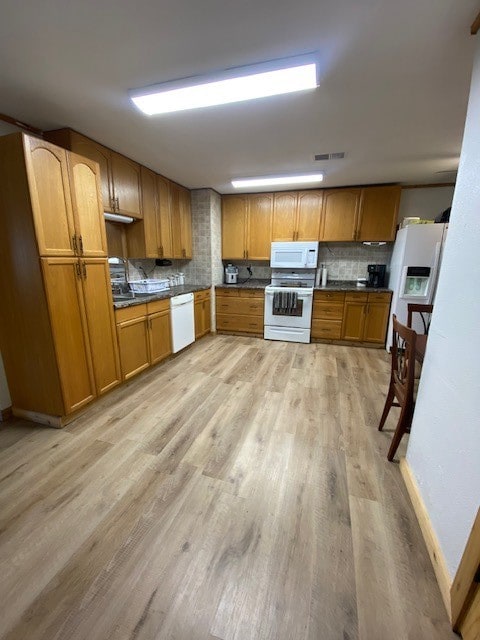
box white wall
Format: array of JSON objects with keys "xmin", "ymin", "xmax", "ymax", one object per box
[
  {"xmin": 0, "ymin": 352, "xmax": 11, "ymax": 411},
  {"xmin": 398, "ymin": 186, "xmax": 454, "ymax": 222},
  {"xmin": 406, "ymin": 36, "xmax": 480, "ymax": 579}
]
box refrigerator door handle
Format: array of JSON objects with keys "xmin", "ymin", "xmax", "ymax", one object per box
[{"xmin": 429, "ymin": 240, "xmax": 442, "ymax": 303}]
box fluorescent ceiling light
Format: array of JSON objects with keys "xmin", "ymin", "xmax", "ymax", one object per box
[
  {"xmin": 130, "ymin": 57, "xmax": 318, "ymax": 115},
  {"xmin": 232, "ymin": 173, "xmax": 324, "ymax": 189}
]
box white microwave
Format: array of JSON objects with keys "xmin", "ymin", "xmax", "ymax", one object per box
[{"xmin": 270, "ymin": 241, "xmax": 319, "ymax": 269}]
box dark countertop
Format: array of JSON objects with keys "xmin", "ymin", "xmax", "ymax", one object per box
[
  {"xmin": 315, "ymin": 280, "xmax": 392, "ymax": 293},
  {"xmin": 113, "ymin": 284, "xmax": 211, "ymax": 309},
  {"xmin": 215, "ymin": 279, "xmax": 270, "ymax": 290}
]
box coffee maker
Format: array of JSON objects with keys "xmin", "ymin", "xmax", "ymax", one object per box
[
  {"xmin": 367, "ymin": 264, "xmax": 387, "ymax": 288},
  {"xmin": 224, "ymin": 264, "xmax": 238, "ymax": 284}
]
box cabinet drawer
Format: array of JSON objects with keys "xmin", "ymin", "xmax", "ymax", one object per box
[
  {"xmin": 216, "ymin": 297, "xmax": 264, "ymax": 316},
  {"xmin": 216, "ymin": 314, "xmax": 263, "ymax": 333},
  {"xmin": 314, "ymin": 291, "xmax": 345, "ymax": 302},
  {"xmin": 115, "ymin": 303, "xmax": 147, "ymax": 323},
  {"xmin": 194, "ymin": 289, "xmax": 210, "ymax": 302},
  {"xmin": 312, "ymin": 319, "xmax": 342, "ymax": 340},
  {"xmin": 216, "ymin": 288, "xmax": 239, "ymax": 297},
  {"xmin": 345, "ymin": 292, "xmax": 368, "ymax": 302},
  {"xmin": 147, "ymin": 298, "xmax": 170, "ymax": 314},
  {"xmin": 241, "ymin": 289, "xmax": 265, "ymax": 299},
  {"xmin": 313, "ymin": 301, "xmax": 344, "ymax": 320},
  {"xmin": 367, "ymin": 291, "xmax": 391, "ymax": 302}
]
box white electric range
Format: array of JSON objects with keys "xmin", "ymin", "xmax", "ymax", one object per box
[{"xmin": 264, "ymin": 270, "xmax": 315, "ymax": 344}]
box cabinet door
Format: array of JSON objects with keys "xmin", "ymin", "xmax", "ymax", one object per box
[
  {"xmin": 24, "ymin": 137, "xmax": 76, "ymax": 257},
  {"xmin": 297, "ymin": 190, "xmax": 323, "ymax": 240},
  {"xmin": 272, "ymin": 192, "xmax": 296, "ymax": 241},
  {"xmin": 110, "ymin": 152, "xmax": 142, "ymax": 218},
  {"xmin": 157, "ymin": 176, "xmax": 173, "ymax": 258},
  {"xmin": 222, "ymin": 195, "xmax": 247, "ymax": 260},
  {"xmin": 321, "ymin": 189, "xmax": 361, "ymax": 241},
  {"xmin": 149, "ymin": 310, "xmax": 172, "ymax": 365},
  {"xmin": 170, "ymin": 183, "xmax": 184, "ymax": 259},
  {"xmin": 69, "ymin": 133, "xmax": 114, "ymax": 213},
  {"xmin": 194, "ymin": 299, "xmax": 204, "ymax": 339},
  {"xmin": 117, "ymin": 316, "xmax": 150, "ymax": 380},
  {"xmin": 357, "ymin": 186, "xmax": 401, "ymax": 241},
  {"xmin": 341, "ymin": 302, "xmax": 366, "ymax": 342},
  {"xmin": 180, "ymin": 186, "xmax": 192, "ymax": 259},
  {"xmin": 127, "ymin": 167, "xmax": 159, "ymax": 258},
  {"xmin": 247, "ymin": 193, "xmax": 273, "ymax": 260},
  {"xmin": 363, "ymin": 302, "xmax": 390, "ymax": 343},
  {"xmin": 105, "ymin": 221, "xmax": 126, "ymax": 257},
  {"xmin": 81, "ymin": 259, "xmax": 121, "ymax": 394},
  {"xmin": 41, "ymin": 257, "xmax": 96, "ymax": 413},
  {"xmin": 68, "ymin": 153, "xmax": 108, "ymax": 257},
  {"xmin": 204, "ymin": 296, "xmax": 211, "ymax": 335}
]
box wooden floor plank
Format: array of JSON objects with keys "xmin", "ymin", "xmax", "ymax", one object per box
[{"xmin": 0, "ymin": 336, "xmax": 453, "ymax": 639}]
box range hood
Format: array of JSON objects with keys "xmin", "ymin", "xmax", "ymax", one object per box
[{"xmin": 104, "ymin": 212, "xmax": 134, "ymax": 224}]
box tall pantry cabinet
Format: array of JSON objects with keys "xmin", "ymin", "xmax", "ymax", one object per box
[{"xmin": 0, "ymin": 133, "xmax": 120, "ymax": 426}]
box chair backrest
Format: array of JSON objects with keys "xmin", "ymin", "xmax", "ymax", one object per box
[
  {"xmin": 391, "ymin": 314, "xmax": 417, "ymax": 407},
  {"xmin": 407, "ymin": 303, "xmax": 434, "ymax": 335}
]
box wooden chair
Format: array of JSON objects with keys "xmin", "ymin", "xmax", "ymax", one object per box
[
  {"xmin": 407, "ymin": 303, "xmax": 433, "ymax": 334},
  {"xmin": 378, "ymin": 315, "xmax": 417, "ymax": 461}
]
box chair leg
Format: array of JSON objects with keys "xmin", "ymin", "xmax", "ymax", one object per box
[
  {"xmin": 378, "ymin": 383, "xmax": 395, "ymax": 431},
  {"xmin": 387, "ymin": 405, "xmax": 413, "ymax": 462}
]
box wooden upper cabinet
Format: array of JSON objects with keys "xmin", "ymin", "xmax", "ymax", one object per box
[
  {"xmin": 45, "ymin": 129, "xmax": 142, "ymax": 218},
  {"xmin": 24, "ymin": 137, "xmax": 76, "ymax": 257},
  {"xmin": 179, "ymin": 186, "xmax": 192, "ymax": 259},
  {"xmin": 357, "ymin": 186, "xmax": 401, "ymax": 241},
  {"xmin": 81, "ymin": 258, "xmax": 121, "ymax": 394},
  {"xmin": 272, "ymin": 192, "xmax": 297, "ymax": 241},
  {"xmin": 321, "ymin": 189, "xmax": 361, "ymax": 241},
  {"xmin": 41, "ymin": 257, "xmax": 96, "ymax": 414},
  {"xmin": 222, "ymin": 195, "xmax": 247, "ymax": 260},
  {"xmin": 297, "ymin": 190, "xmax": 323, "ymax": 240},
  {"xmin": 170, "ymin": 183, "xmax": 183, "ymax": 259},
  {"xmin": 110, "ymin": 152, "xmax": 142, "ymax": 218},
  {"xmin": 68, "ymin": 153, "xmax": 107, "ymax": 258},
  {"xmin": 157, "ymin": 175, "xmax": 173, "ymax": 258},
  {"xmin": 247, "ymin": 193, "xmax": 273, "ymax": 260},
  {"xmin": 68, "ymin": 133, "xmax": 114, "ymax": 212},
  {"xmin": 127, "ymin": 166, "xmax": 159, "ymax": 258}
]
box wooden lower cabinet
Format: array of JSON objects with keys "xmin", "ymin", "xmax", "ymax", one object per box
[
  {"xmin": 194, "ymin": 290, "xmax": 211, "ymax": 339},
  {"xmin": 149, "ymin": 305, "xmax": 172, "ymax": 364},
  {"xmin": 115, "ymin": 299, "xmax": 172, "ymax": 379},
  {"xmin": 117, "ymin": 316, "xmax": 151, "ymax": 380},
  {"xmin": 312, "ymin": 291, "xmax": 345, "ymax": 340},
  {"xmin": 216, "ymin": 288, "xmax": 265, "ymax": 335},
  {"xmin": 341, "ymin": 292, "xmax": 391, "ymax": 344},
  {"xmin": 312, "ymin": 290, "xmax": 392, "ymax": 345}
]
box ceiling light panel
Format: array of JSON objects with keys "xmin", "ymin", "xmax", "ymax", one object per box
[
  {"xmin": 232, "ymin": 173, "xmax": 324, "ymax": 188},
  {"xmin": 130, "ymin": 56, "xmax": 318, "ymax": 115}
]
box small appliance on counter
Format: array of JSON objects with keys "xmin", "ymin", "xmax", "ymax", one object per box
[
  {"xmin": 367, "ymin": 264, "xmax": 387, "ymax": 288},
  {"xmin": 224, "ymin": 263, "xmax": 238, "ymax": 284}
]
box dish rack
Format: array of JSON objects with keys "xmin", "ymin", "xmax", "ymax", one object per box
[{"xmin": 128, "ymin": 279, "xmax": 170, "ymax": 293}]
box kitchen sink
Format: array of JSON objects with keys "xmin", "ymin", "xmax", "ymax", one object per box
[{"xmin": 112, "ymin": 292, "xmax": 160, "ymax": 302}]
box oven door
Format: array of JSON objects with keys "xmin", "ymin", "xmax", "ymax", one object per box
[{"xmin": 264, "ymin": 288, "xmax": 313, "ymax": 328}]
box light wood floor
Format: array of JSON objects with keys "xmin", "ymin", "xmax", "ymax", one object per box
[{"xmin": 0, "ymin": 335, "xmax": 455, "ymax": 640}]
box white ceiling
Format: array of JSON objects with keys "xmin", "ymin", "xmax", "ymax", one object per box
[{"xmin": 0, "ymin": 0, "xmax": 477, "ymax": 193}]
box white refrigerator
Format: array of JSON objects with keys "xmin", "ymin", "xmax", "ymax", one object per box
[{"xmin": 386, "ymin": 223, "xmax": 448, "ymax": 350}]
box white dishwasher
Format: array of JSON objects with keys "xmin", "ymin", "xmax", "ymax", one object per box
[{"xmin": 170, "ymin": 293, "xmax": 195, "ymax": 353}]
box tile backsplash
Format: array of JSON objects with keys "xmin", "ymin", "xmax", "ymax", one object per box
[{"xmin": 230, "ymin": 242, "xmax": 393, "ymax": 283}]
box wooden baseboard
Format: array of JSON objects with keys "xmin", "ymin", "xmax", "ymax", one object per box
[
  {"xmin": 12, "ymin": 407, "xmax": 63, "ymax": 428},
  {"xmin": 400, "ymin": 458, "xmax": 452, "ymax": 620},
  {"xmin": 0, "ymin": 406, "xmax": 12, "ymax": 422}
]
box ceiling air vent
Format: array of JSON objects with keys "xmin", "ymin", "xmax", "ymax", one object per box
[{"xmin": 314, "ymin": 152, "xmax": 345, "ymax": 161}]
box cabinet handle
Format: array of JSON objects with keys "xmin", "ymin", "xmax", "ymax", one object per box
[
  {"xmin": 182, "ymin": 248, "xmax": 186, "ymax": 258},
  {"xmin": 159, "ymin": 246, "xmax": 163, "ymax": 258},
  {"xmin": 246, "ymin": 250, "xmax": 248, "ymax": 259},
  {"xmin": 78, "ymin": 235, "xmax": 84, "ymax": 254},
  {"xmin": 75, "ymin": 262, "xmax": 81, "ymax": 279},
  {"xmin": 115, "ymin": 197, "xmax": 120, "ymax": 211},
  {"xmin": 72, "ymin": 235, "xmax": 78, "ymax": 254},
  {"xmin": 111, "ymin": 197, "xmax": 116, "ymax": 212},
  {"xmin": 82, "ymin": 261, "xmax": 87, "ymax": 279},
  {"xmin": 243, "ymin": 250, "xmax": 246, "ymax": 259}
]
